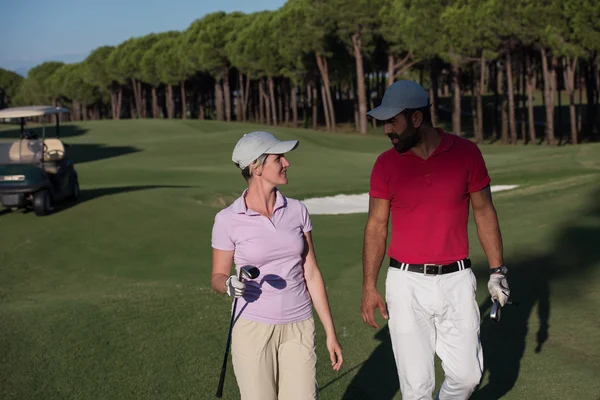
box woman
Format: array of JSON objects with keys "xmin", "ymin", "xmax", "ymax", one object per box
[{"xmin": 211, "ymin": 131, "xmax": 343, "ymax": 400}]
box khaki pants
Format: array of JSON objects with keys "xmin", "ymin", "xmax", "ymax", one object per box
[{"xmin": 231, "ymin": 316, "xmax": 318, "ymax": 400}]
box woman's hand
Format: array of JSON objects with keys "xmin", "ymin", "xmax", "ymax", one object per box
[{"xmin": 326, "ymin": 335, "xmax": 343, "ymax": 371}]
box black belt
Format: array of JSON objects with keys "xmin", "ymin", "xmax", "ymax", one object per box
[{"xmin": 390, "ymin": 258, "xmax": 471, "ymax": 275}]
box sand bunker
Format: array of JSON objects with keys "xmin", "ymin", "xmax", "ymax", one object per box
[{"xmin": 303, "ymin": 185, "xmax": 520, "ymax": 215}]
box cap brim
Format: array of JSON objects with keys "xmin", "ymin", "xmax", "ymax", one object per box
[
  {"xmin": 264, "ymin": 140, "xmax": 299, "ymax": 155},
  {"xmin": 366, "ymin": 106, "xmax": 403, "ymax": 121}
]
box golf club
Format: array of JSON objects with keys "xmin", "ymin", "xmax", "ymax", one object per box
[
  {"xmin": 216, "ymin": 265, "xmax": 260, "ymax": 398},
  {"xmin": 490, "ymin": 291, "xmax": 517, "ymax": 322}
]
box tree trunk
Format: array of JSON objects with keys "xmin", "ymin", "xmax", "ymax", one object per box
[
  {"xmin": 352, "ymin": 32, "xmax": 368, "ymax": 134},
  {"xmin": 238, "ymin": 73, "xmax": 246, "ymax": 122},
  {"xmin": 552, "ymin": 56, "xmax": 559, "ymax": 143},
  {"xmin": 131, "ymin": 78, "xmax": 142, "ymax": 119},
  {"xmin": 526, "ymin": 52, "xmax": 536, "ymax": 144},
  {"xmin": 387, "ymin": 55, "xmax": 395, "ymax": 88},
  {"xmin": 278, "ymin": 83, "xmax": 284, "ymax": 125},
  {"xmin": 73, "ymin": 101, "xmax": 80, "ymax": 121},
  {"xmin": 315, "ymin": 53, "xmax": 336, "ymax": 131},
  {"xmin": 111, "ymin": 92, "xmax": 118, "ymax": 120},
  {"xmin": 198, "ymin": 92, "xmax": 205, "ymax": 120},
  {"xmin": 585, "ymin": 57, "xmax": 596, "ymax": 141},
  {"xmin": 451, "ymin": 61, "xmax": 461, "ymax": 136},
  {"xmin": 259, "ymin": 80, "xmax": 265, "ymax": 124},
  {"xmin": 140, "ymin": 83, "xmax": 146, "ymax": 118},
  {"xmin": 506, "ymin": 52, "xmax": 517, "ymax": 144},
  {"xmin": 321, "ymin": 83, "xmax": 331, "ymax": 131},
  {"xmin": 387, "ymin": 53, "xmax": 416, "ymax": 87},
  {"xmin": 520, "ymin": 50, "xmax": 527, "ymax": 143},
  {"xmin": 291, "ymin": 84, "xmax": 298, "ymax": 128},
  {"xmin": 167, "ymin": 84, "xmax": 174, "ymax": 119},
  {"xmin": 222, "ymin": 68, "xmax": 231, "ymax": 122},
  {"xmin": 180, "ymin": 81, "xmax": 187, "ymax": 120},
  {"xmin": 477, "ymin": 57, "xmax": 484, "ymax": 142},
  {"xmin": 214, "ymin": 81, "xmax": 224, "ymax": 121},
  {"xmin": 312, "ymin": 85, "xmax": 318, "ymax": 130},
  {"xmin": 498, "ymin": 64, "xmax": 509, "ymax": 144},
  {"xmin": 152, "ymin": 87, "xmax": 159, "ymax": 118},
  {"xmin": 541, "ymin": 48, "xmax": 556, "ymax": 144},
  {"xmin": 268, "ymin": 76, "xmax": 277, "ymax": 126},
  {"xmin": 564, "ymin": 57, "xmax": 578, "ymax": 144}
]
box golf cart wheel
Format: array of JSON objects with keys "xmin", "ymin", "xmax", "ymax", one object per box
[
  {"xmin": 33, "ymin": 189, "xmax": 51, "ymax": 216},
  {"xmin": 70, "ymin": 176, "xmax": 80, "ymax": 201}
]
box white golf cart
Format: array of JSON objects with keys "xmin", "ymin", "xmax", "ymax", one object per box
[{"xmin": 0, "ymin": 106, "xmax": 80, "ymax": 216}]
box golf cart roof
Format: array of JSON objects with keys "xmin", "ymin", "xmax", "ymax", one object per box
[{"xmin": 0, "ymin": 106, "xmax": 70, "ymax": 119}]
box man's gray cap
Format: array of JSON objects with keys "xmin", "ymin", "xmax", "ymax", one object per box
[
  {"xmin": 367, "ymin": 80, "xmax": 430, "ymax": 121},
  {"xmin": 232, "ymin": 131, "xmax": 299, "ymax": 169}
]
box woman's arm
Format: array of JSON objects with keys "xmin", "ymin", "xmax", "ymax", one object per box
[
  {"xmin": 211, "ymin": 248, "xmax": 235, "ymax": 294},
  {"xmin": 303, "ymin": 231, "xmax": 343, "ymax": 370}
]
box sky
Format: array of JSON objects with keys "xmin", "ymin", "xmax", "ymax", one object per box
[{"xmin": 0, "ymin": 0, "xmax": 287, "ymax": 75}]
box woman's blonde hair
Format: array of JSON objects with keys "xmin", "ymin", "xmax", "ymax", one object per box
[{"xmin": 240, "ymin": 153, "xmax": 269, "ymax": 181}]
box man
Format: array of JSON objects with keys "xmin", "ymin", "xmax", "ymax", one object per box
[{"xmin": 360, "ymin": 80, "xmax": 510, "ymax": 400}]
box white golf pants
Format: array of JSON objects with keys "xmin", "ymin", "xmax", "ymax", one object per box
[{"xmin": 385, "ymin": 266, "xmax": 483, "ymax": 400}]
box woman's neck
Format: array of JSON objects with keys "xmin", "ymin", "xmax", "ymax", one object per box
[{"xmin": 245, "ymin": 180, "xmax": 277, "ymax": 217}]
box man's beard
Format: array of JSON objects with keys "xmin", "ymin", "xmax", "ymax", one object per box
[{"xmin": 389, "ymin": 126, "xmax": 421, "ymax": 154}]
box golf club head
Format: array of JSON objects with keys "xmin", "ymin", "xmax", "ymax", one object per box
[
  {"xmin": 490, "ymin": 299, "xmax": 501, "ymax": 322},
  {"xmin": 239, "ymin": 265, "xmax": 260, "ymax": 280}
]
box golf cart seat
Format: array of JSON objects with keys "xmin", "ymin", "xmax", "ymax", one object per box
[
  {"xmin": 8, "ymin": 140, "xmax": 43, "ymax": 163},
  {"xmin": 43, "ymin": 139, "xmax": 66, "ymax": 162},
  {"xmin": 8, "ymin": 139, "xmax": 66, "ymax": 173}
]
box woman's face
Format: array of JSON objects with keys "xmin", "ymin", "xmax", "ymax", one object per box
[{"xmin": 255, "ymin": 154, "xmax": 290, "ymax": 185}]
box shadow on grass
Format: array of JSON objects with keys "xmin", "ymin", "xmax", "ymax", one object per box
[
  {"xmin": 68, "ymin": 143, "xmax": 141, "ymax": 164},
  {"xmin": 3, "ymin": 185, "xmax": 194, "ymax": 216},
  {"xmin": 50, "ymin": 185, "xmax": 194, "ymax": 214},
  {"xmin": 335, "ymin": 186, "xmax": 600, "ymax": 400}
]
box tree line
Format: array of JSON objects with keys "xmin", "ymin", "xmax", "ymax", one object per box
[{"xmin": 1, "ymin": 0, "xmax": 599, "ymax": 145}]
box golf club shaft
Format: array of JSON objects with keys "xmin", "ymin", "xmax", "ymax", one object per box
[{"xmin": 216, "ymin": 269, "xmax": 244, "ymax": 398}]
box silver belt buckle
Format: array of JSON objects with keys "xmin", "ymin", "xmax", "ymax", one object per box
[{"xmin": 423, "ymin": 264, "xmax": 442, "ymax": 276}]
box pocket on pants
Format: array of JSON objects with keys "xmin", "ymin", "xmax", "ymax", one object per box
[{"xmin": 232, "ymin": 318, "xmax": 273, "ymax": 357}]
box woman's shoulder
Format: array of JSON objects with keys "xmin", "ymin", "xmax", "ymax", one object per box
[{"xmin": 281, "ymin": 194, "xmax": 308, "ymax": 212}]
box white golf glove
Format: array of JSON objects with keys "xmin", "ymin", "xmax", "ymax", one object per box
[
  {"xmin": 488, "ymin": 272, "xmax": 510, "ymax": 307},
  {"xmin": 225, "ymin": 275, "xmax": 246, "ymax": 298}
]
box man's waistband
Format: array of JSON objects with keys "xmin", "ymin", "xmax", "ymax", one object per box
[{"xmin": 389, "ymin": 257, "xmax": 471, "ymax": 275}]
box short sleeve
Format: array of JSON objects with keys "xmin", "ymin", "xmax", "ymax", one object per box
[
  {"xmin": 467, "ymin": 144, "xmax": 491, "ymax": 193},
  {"xmin": 369, "ymin": 154, "xmax": 392, "ymax": 200},
  {"xmin": 211, "ymin": 212, "xmax": 235, "ymax": 251},
  {"xmin": 300, "ymin": 202, "xmax": 313, "ymax": 233}
]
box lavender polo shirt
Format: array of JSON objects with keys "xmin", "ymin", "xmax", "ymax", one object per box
[{"xmin": 211, "ymin": 189, "xmax": 313, "ymax": 325}]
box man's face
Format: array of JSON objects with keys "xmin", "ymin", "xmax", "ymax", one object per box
[{"xmin": 383, "ymin": 112, "xmax": 421, "ymax": 154}]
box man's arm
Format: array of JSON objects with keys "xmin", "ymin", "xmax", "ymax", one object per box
[
  {"xmin": 471, "ymin": 185, "xmax": 504, "ymax": 268},
  {"xmin": 363, "ymin": 197, "xmax": 390, "ymax": 287},
  {"xmin": 361, "ymin": 196, "xmax": 390, "ymax": 328}
]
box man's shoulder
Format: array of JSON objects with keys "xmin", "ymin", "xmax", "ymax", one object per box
[
  {"xmin": 375, "ymin": 147, "xmax": 398, "ymax": 162},
  {"xmin": 445, "ymin": 131, "xmax": 484, "ymax": 156}
]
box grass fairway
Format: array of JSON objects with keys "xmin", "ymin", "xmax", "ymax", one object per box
[{"xmin": 1, "ymin": 120, "xmax": 599, "ymax": 400}]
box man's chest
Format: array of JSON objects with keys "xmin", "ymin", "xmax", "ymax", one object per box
[{"xmin": 388, "ymin": 157, "xmax": 469, "ymax": 208}]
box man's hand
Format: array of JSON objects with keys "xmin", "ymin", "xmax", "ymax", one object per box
[
  {"xmin": 225, "ymin": 275, "xmax": 246, "ymax": 298},
  {"xmin": 361, "ymin": 287, "xmax": 388, "ymax": 328},
  {"xmin": 488, "ymin": 273, "xmax": 510, "ymax": 306}
]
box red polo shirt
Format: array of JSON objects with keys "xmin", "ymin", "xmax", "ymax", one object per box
[{"xmin": 369, "ymin": 129, "xmax": 491, "ymax": 265}]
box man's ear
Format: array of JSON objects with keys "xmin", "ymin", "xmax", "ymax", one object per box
[{"xmin": 412, "ymin": 111, "xmax": 424, "ymax": 128}]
